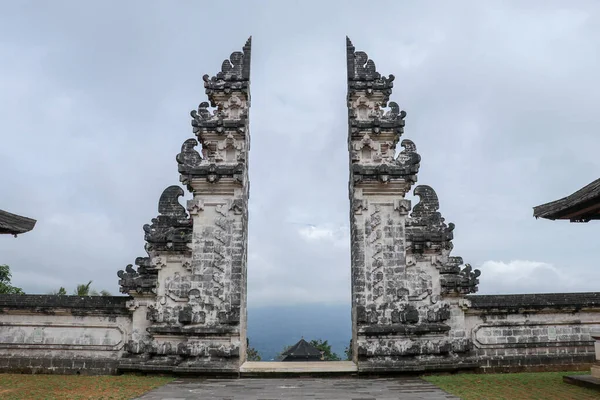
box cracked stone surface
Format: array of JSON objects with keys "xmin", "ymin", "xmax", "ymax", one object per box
[{"xmin": 135, "ymin": 378, "xmax": 459, "ymax": 400}]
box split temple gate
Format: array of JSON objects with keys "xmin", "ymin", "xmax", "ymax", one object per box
[{"xmin": 0, "ymin": 38, "xmax": 598, "ymax": 376}]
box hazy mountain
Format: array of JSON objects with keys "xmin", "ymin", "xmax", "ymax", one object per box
[{"xmin": 247, "ymin": 303, "xmax": 351, "ymax": 361}]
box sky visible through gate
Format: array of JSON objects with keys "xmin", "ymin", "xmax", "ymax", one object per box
[{"xmin": 1, "ymin": 1, "xmax": 599, "ymax": 357}]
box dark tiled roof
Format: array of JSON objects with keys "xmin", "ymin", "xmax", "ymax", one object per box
[
  {"xmin": 0, "ymin": 294, "xmax": 131, "ymax": 316},
  {"xmin": 467, "ymin": 292, "xmax": 600, "ymax": 311},
  {"xmin": 533, "ymin": 178, "xmax": 600, "ymax": 222},
  {"xmin": 0, "ymin": 209, "xmax": 36, "ymax": 235},
  {"xmin": 282, "ymin": 338, "xmax": 322, "ymax": 358}
]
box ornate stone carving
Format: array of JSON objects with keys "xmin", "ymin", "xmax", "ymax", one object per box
[
  {"xmin": 346, "ymin": 37, "xmax": 394, "ymax": 100},
  {"xmin": 176, "ymin": 139, "xmax": 202, "ymax": 169},
  {"xmin": 406, "ymin": 185, "xmax": 455, "ymax": 253},
  {"xmin": 142, "ymin": 186, "xmax": 192, "ymax": 252},
  {"xmin": 117, "ymin": 257, "xmax": 157, "ymax": 294},
  {"xmin": 441, "ymin": 263, "xmax": 481, "ymax": 295},
  {"xmin": 186, "ymin": 199, "xmax": 204, "ymax": 216},
  {"xmin": 202, "ymin": 37, "xmax": 252, "ymax": 103}
]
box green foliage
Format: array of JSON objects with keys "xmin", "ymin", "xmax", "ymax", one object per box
[
  {"xmin": 0, "ymin": 265, "xmax": 24, "ymax": 294},
  {"xmin": 74, "ymin": 280, "xmax": 93, "ymax": 296},
  {"xmin": 424, "ymin": 371, "xmax": 600, "ymax": 400},
  {"xmin": 0, "ymin": 373, "xmax": 173, "ymax": 399},
  {"xmin": 246, "ymin": 347, "xmax": 261, "ymax": 361},
  {"xmin": 274, "ymin": 345, "xmax": 292, "ymax": 361},
  {"xmin": 309, "ymin": 339, "xmax": 341, "ymax": 361},
  {"xmin": 71, "ymin": 281, "xmax": 111, "ymax": 296},
  {"xmin": 49, "ymin": 287, "xmax": 67, "ymax": 295},
  {"xmin": 246, "ymin": 338, "xmax": 262, "ymax": 361},
  {"xmin": 344, "ymin": 338, "xmax": 353, "ymax": 361}
]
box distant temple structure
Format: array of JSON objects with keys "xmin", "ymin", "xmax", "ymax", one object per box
[
  {"xmin": 281, "ymin": 339, "xmax": 322, "ymax": 362},
  {"xmin": 0, "ymin": 210, "xmax": 36, "ymax": 236},
  {"xmin": 533, "ymin": 178, "xmax": 600, "ymax": 222}
]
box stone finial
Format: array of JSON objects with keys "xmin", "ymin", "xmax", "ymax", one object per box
[
  {"xmin": 157, "ymin": 186, "xmax": 188, "ymax": 217},
  {"xmin": 346, "ymin": 37, "xmax": 394, "ymax": 83},
  {"xmin": 441, "ymin": 263, "xmax": 481, "ymax": 295},
  {"xmin": 346, "ymin": 37, "xmax": 395, "ymax": 102},
  {"xmin": 117, "ymin": 257, "xmax": 158, "ymax": 294},
  {"xmin": 406, "ymin": 185, "xmax": 455, "ymax": 253},
  {"xmin": 396, "ymin": 139, "xmax": 421, "ymax": 178},
  {"xmin": 190, "ymin": 102, "xmax": 213, "ymax": 124},
  {"xmin": 411, "ymin": 185, "xmax": 440, "ymax": 217},
  {"xmin": 176, "ymin": 138, "xmax": 202, "ymax": 169},
  {"xmin": 203, "ymin": 37, "xmax": 252, "ymax": 103},
  {"xmin": 142, "ymin": 186, "xmax": 192, "ymax": 252}
]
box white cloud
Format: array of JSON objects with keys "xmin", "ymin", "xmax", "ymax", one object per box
[
  {"xmin": 297, "ymin": 224, "xmax": 349, "ymax": 248},
  {"xmin": 477, "ymin": 260, "xmax": 598, "ymax": 295}
]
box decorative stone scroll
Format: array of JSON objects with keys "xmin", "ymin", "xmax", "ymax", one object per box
[
  {"xmin": 117, "ymin": 257, "xmax": 156, "ymax": 295},
  {"xmin": 142, "ymin": 186, "xmax": 193, "ymax": 252}
]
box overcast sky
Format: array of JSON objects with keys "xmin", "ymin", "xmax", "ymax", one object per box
[{"xmin": 1, "ymin": 1, "xmax": 599, "ymax": 307}]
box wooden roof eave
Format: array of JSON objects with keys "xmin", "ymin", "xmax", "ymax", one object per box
[
  {"xmin": 0, "ymin": 210, "xmax": 37, "ymax": 236},
  {"xmin": 533, "ymin": 178, "xmax": 600, "ymax": 221}
]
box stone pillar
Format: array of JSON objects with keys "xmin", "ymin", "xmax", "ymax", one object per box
[
  {"xmin": 592, "ymin": 332, "xmax": 600, "ymax": 378},
  {"xmin": 347, "ymin": 38, "xmax": 479, "ymax": 372},
  {"xmin": 117, "ymin": 38, "xmax": 251, "ymax": 375}
]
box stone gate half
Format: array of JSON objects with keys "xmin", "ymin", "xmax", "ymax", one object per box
[
  {"xmin": 117, "ymin": 38, "xmax": 252, "ymax": 374},
  {"xmin": 347, "ymin": 37, "xmax": 480, "ymax": 372}
]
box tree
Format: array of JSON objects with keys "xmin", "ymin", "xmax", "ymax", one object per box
[
  {"xmin": 274, "ymin": 345, "xmax": 292, "ymax": 361},
  {"xmin": 0, "ymin": 265, "xmax": 24, "ymax": 294},
  {"xmin": 72, "ymin": 281, "xmax": 112, "ymax": 296},
  {"xmin": 49, "ymin": 287, "xmax": 67, "ymax": 295},
  {"xmin": 309, "ymin": 339, "xmax": 341, "ymax": 361},
  {"xmin": 344, "ymin": 339, "xmax": 353, "ymax": 361},
  {"xmin": 74, "ymin": 280, "xmax": 93, "ymax": 296},
  {"xmin": 246, "ymin": 338, "xmax": 261, "ymax": 361}
]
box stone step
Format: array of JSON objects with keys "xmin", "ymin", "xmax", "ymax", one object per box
[{"xmin": 240, "ymin": 361, "xmax": 358, "ymax": 377}]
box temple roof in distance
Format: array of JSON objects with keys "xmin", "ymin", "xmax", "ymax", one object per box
[
  {"xmin": 0, "ymin": 209, "xmax": 36, "ymax": 236},
  {"xmin": 533, "ymin": 178, "xmax": 600, "ymax": 222},
  {"xmin": 282, "ymin": 338, "xmax": 322, "ymax": 360}
]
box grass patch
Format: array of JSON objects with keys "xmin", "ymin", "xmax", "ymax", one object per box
[
  {"xmin": 0, "ymin": 373, "xmax": 173, "ymax": 400},
  {"xmin": 423, "ymin": 371, "xmax": 599, "ymax": 400}
]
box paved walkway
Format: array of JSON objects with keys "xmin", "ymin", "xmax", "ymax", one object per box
[{"xmin": 136, "ymin": 377, "xmax": 459, "ymax": 399}]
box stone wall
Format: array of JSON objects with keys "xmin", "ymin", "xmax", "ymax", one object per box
[
  {"xmin": 466, "ymin": 293, "xmax": 600, "ymax": 372},
  {"xmin": 0, "ymin": 295, "xmax": 131, "ymax": 375}
]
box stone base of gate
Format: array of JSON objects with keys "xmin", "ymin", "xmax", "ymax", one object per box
[
  {"xmin": 117, "ymin": 359, "xmax": 240, "ymax": 377},
  {"xmin": 240, "ymin": 361, "xmax": 358, "ymax": 377},
  {"xmin": 356, "ymin": 357, "xmax": 479, "ymax": 374}
]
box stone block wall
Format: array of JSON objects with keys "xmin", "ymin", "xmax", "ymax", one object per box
[
  {"xmin": 466, "ymin": 293, "xmax": 600, "ymax": 372},
  {"xmin": 0, "ymin": 295, "xmax": 131, "ymax": 375}
]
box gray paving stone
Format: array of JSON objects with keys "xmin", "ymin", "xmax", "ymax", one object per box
[{"xmin": 135, "ymin": 378, "xmax": 459, "ymax": 399}]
